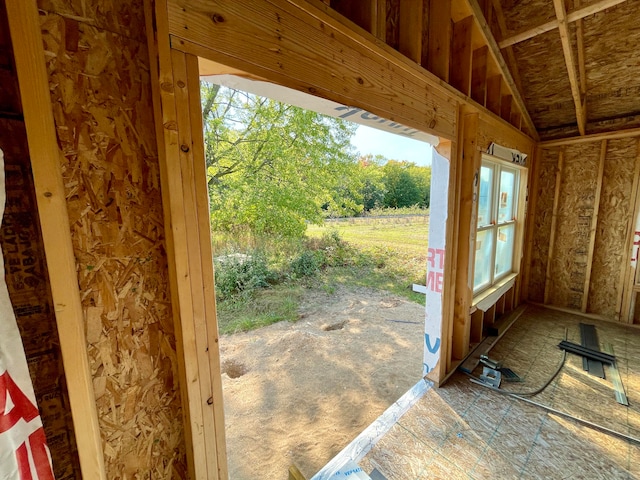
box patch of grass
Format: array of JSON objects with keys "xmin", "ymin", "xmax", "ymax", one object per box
[
  {"xmin": 212, "ymin": 219, "xmax": 428, "ymax": 333},
  {"xmin": 217, "ymin": 285, "xmax": 303, "ymax": 334},
  {"xmin": 315, "ymin": 265, "xmax": 425, "ymax": 305},
  {"xmin": 307, "ymin": 218, "xmax": 427, "ymax": 252}
]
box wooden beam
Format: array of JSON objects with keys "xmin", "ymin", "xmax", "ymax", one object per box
[
  {"xmin": 452, "ymin": 112, "xmax": 479, "ymax": 360},
  {"xmin": 169, "ymin": 0, "xmax": 535, "ymax": 150},
  {"xmin": 619, "ymin": 139, "xmax": 640, "ymax": 322},
  {"xmin": 146, "ymin": 0, "xmax": 227, "ymax": 478},
  {"xmin": 553, "ymin": 0, "xmax": 586, "ymax": 136},
  {"xmin": 5, "ymin": 1, "xmax": 107, "ymax": 478},
  {"xmin": 330, "ymin": 0, "xmax": 374, "ymax": 33},
  {"xmin": 582, "ymin": 140, "xmax": 607, "ymax": 312},
  {"xmin": 372, "ymin": 0, "xmax": 386, "ymax": 41},
  {"xmin": 510, "ymin": 108, "xmax": 521, "ymax": 130},
  {"xmin": 575, "ymin": 0, "xmax": 587, "ymax": 107},
  {"xmin": 471, "ymin": 46, "xmax": 488, "ymax": 105},
  {"xmin": 442, "ymin": 109, "xmax": 462, "ymax": 377},
  {"xmin": 521, "ymin": 146, "xmax": 541, "ymax": 302},
  {"xmin": 465, "ymin": 0, "xmax": 538, "ymax": 139},
  {"xmin": 168, "ymin": 0, "xmax": 458, "ymax": 141},
  {"xmin": 427, "ymin": 0, "xmax": 451, "ymax": 82},
  {"xmin": 399, "ymin": 0, "xmax": 423, "ymax": 63},
  {"xmin": 470, "ymin": 308, "xmax": 484, "ymax": 344},
  {"xmin": 486, "ymin": 75, "xmax": 501, "ymax": 115},
  {"xmin": 172, "ymin": 50, "xmax": 221, "ymax": 479},
  {"xmin": 489, "ymin": 0, "xmax": 525, "ymax": 98},
  {"xmin": 544, "ymin": 150, "xmax": 564, "ymax": 304},
  {"xmin": 500, "ymin": 94, "xmax": 512, "ymax": 121},
  {"xmin": 186, "ymin": 53, "xmax": 229, "ymax": 478},
  {"xmin": 420, "ymin": 0, "xmax": 430, "ymax": 68},
  {"xmin": 450, "ymin": 16, "xmax": 474, "ymax": 95},
  {"xmin": 499, "ymin": 0, "xmax": 629, "ymax": 48},
  {"xmin": 540, "ymin": 126, "xmax": 640, "ymax": 147}
]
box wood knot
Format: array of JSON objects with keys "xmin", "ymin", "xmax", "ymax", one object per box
[
  {"xmin": 44, "ymin": 192, "xmax": 53, "ymax": 198},
  {"xmin": 181, "ymin": 144, "xmax": 190, "ymax": 153},
  {"xmin": 207, "ymin": 397, "xmax": 214, "ymax": 405},
  {"xmin": 429, "ymin": 119, "xmax": 437, "ymax": 129},
  {"xmin": 356, "ymin": 77, "xmax": 364, "ymax": 85},
  {"xmin": 160, "ymin": 82, "xmax": 174, "ymax": 93},
  {"xmin": 211, "ymin": 13, "xmax": 225, "ymax": 24}
]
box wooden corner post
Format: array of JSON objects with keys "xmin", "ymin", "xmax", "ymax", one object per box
[
  {"xmin": 145, "ymin": 0, "xmax": 228, "ymax": 478},
  {"xmin": 452, "ymin": 112, "xmax": 480, "ymax": 361}
]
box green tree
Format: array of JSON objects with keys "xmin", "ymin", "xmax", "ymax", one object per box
[
  {"xmin": 407, "ymin": 163, "xmax": 431, "ymax": 208},
  {"xmin": 201, "ymin": 83, "xmax": 360, "ymax": 237},
  {"xmin": 382, "ymin": 160, "xmax": 422, "ymax": 208},
  {"xmin": 358, "ymin": 154, "xmax": 386, "ymax": 211}
]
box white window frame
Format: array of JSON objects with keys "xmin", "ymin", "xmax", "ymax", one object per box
[{"xmin": 473, "ymin": 154, "xmax": 526, "ymax": 296}]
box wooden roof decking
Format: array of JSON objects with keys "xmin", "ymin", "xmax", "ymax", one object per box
[{"xmin": 494, "ymin": 0, "xmax": 640, "ymax": 139}]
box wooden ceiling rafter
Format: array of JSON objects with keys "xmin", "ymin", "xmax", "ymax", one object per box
[
  {"xmin": 575, "ymin": 0, "xmax": 588, "ymax": 127},
  {"xmin": 489, "ymin": 0, "xmax": 523, "ymax": 94},
  {"xmin": 499, "ymin": 0, "xmax": 629, "ymax": 48},
  {"xmin": 553, "ymin": 0, "xmax": 586, "ymax": 135},
  {"xmin": 465, "ymin": 0, "xmax": 539, "ymax": 139}
]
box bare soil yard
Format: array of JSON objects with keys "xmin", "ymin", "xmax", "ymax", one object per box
[{"xmin": 219, "ymin": 285, "xmax": 425, "ymax": 479}]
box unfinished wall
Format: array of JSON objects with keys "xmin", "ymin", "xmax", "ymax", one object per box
[
  {"xmin": 528, "ymin": 148, "xmax": 557, "ymax": 303},
  {"xmin": 549, "ymin": 143, "xmax": 600, "ymax": 310},
  {"xmin": 529, "ymin": 138, "xmax": 640, "ymax": 321},
  {"xmin": 36, "ymin": 0, "xmax": 187, "ymax": 476},
  {"xmin": 0, "ymin": 2, "xmax": 81, "ymax": 476}
]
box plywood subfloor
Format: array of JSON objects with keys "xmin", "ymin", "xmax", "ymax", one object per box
[{"xmin": 357, "ymin": 305, "xmax": 640, "ymax": 479}]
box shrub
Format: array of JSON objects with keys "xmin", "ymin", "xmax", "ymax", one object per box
[
  {"xmin": 290, "ymin": 250, "xmax": 323, "ymax": 278},
  {"xmin": 214, "ymin": 251, "xmax": 278, "ymax": 300}
]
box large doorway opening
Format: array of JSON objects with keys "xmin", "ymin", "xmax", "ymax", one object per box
[{"xmin": 199, "ymin": 60, "xmax": 437, "ymax": 479}]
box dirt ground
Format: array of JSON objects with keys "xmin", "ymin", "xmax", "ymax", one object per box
[{"xmin": 219, "ymin": 286, "xmax": 425, "ymax": 480}]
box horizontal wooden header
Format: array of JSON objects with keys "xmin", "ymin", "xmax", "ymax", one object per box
[{"xmin": 168, "ymin": 0, "xmax": 458, "ymax": 140}]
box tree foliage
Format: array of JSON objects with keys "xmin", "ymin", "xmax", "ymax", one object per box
[
  {"xmin": 201, "ymin": 82, "xmax": 432, "ymax": 235},
  {"xmin": 381, "ymin": 160, "xmax": 431, "ymax": 209},
  {"xmin": 202, "ymin": 82, "xmax": 360, "ymax": 237}
]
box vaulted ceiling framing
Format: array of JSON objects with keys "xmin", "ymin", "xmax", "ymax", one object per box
[{"xmin": 331, "ymin": 0, "xmax": 640, "ymax": 140}]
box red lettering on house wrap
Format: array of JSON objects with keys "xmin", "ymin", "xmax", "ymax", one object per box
[
  {"xmin": 427, "ymin": 248, "xmax": 445, "ymax": 269},
  {"xmin": 0, "ymin": 371, "xmax": 54, "ymax": 479},
  {"xmin": 16, "ymin": 427, "xmax": 54, "ymax": 480},
  {"xmin": 0, "ymin": 371, "xmax": 38, "ymax": 433},
  {"xmin": 426, "ymin": 248, "xmax": 445, "ymax": 293}
]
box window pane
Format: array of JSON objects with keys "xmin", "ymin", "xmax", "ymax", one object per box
[
  {"xmin": 495, "ymin": 224, "xmax": 515, "ymax": 278},
  {"xmin": 498, "ymin": 169, "xmax": 516, "ymax": 224},
  {"xmin": 474, "ymin": 229, "xmax": 494, "ymax": 291},
  {"xmin": 477, "ymin": 165, "xmax": 493, "ymax": 227}
]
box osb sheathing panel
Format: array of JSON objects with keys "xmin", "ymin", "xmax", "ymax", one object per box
[
  {"xmin": 583, "ymin": 1, "xmax": 640, "ymax": 123},
  {"xmin": 499, "ymin": 0, "xmax": 555, "ymax": 33},
  {"xmin": 37, "ymin": 0, "xmax": 146, "ymax": 42},
  {"xmin": 38, "ymin": 8, "xmax": 187, "ymax": 478},
  {"xmin": 513, "ymin": 31, "xmax": 576, "ymax": 132},
  {"xmin": 528, "ymin": 149, "xmax": 558, "ymax": 303},
  {"xmin": 549, "ymin": 143, "xmax": 600, "ymax": 310},
  {"xmin": 588, "ymin": 138, "xmax": 638, "ymax": 317},
  {"xmin": 477, "ymin": 116, "xmax": 535, "ymax": 154}
]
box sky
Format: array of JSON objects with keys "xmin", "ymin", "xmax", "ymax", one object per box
[{"xmin": 351, "ymin": 124, "xmax": 433, "ymax": 167}]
